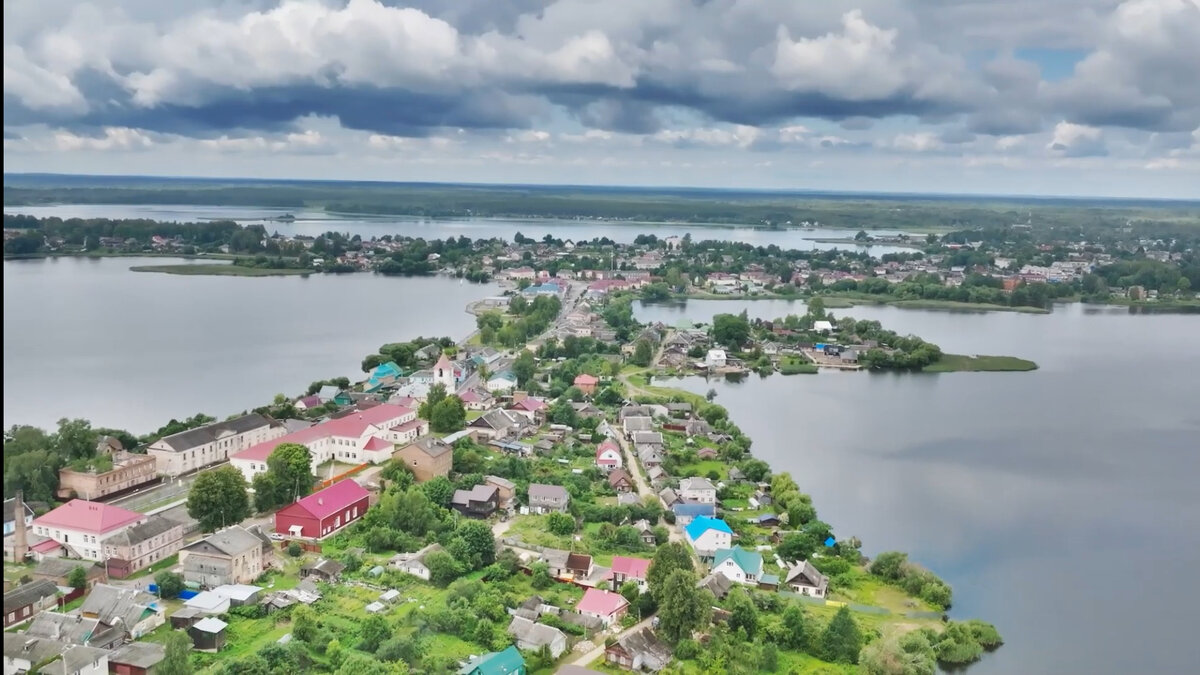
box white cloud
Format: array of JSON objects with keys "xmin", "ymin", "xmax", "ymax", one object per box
[
  {"xmin": 3, "ymin": 45, "xmax": 87, "ymax": 111},
  {"xmin": 772, "ymin": 11, "xmax": 907, "ymax": 100},
  {"xmin": 1047, "ymin": 121, "xmax": 1107, "ymax": 157},
  {"xmin": 890, "ymin": 132, "xmax": 944, "ymax": 152},
  {"xmin": 53, "ymin": 127, "xmax": 153, "ymax": 151}
]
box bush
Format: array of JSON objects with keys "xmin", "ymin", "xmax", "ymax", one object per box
[
  {"xmin": 154, "ymin": 571, "xmax": 185, "ymax": 599},
  {"xmin": 287, "ymin": 541, "xmax": 303, "ymax": 557},
  {"xmin": 546, "ymin": 512, "xmax": 576, "ymax": 535}
]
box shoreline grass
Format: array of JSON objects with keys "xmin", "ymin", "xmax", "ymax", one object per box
[
  {"xmin": 925, "ymin": 354, "xmax": 1039, "ymax": 372},
  {"xmin": 130, "ymin": 264, "xmax": 311, "ymax": 277}
]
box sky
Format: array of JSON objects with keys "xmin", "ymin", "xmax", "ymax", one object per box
[{"xmin": 4, "ymin": 0, "xmax": 1200, "ymax": 199}]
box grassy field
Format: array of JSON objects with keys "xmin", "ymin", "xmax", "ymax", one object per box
[
  {"xmin": 925, "ymin": 354, "xmax": 1039, "ymax": 372},
  {"xmin": 129, "ymin": 264, "xmax": 311, "ymax": 277}
]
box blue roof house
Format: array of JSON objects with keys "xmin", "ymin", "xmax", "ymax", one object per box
[
  {"xmin": 366, "ymin": 361, "xmax": 405, "ymax": 392},
  {"xmin": 671, "ymin": 501, "xmax": 717, "ymax": 526},
  {"xmin": 684, "ymin": 516, "xmax": 733, "ymax": 559}
]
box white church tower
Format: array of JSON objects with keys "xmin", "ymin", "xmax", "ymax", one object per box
[{"xmin": 433, "ymin": 353, "xmax": 456, "ymax": 390}]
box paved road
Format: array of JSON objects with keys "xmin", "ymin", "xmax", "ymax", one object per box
[{"xmin": 568, "ymin": 615, "xmax": 657, "ymax": 666}]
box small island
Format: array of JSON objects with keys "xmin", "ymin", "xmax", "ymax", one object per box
[{"xmin": 629, "ymin": 296, "xmax": 1038, "ymax": 377}]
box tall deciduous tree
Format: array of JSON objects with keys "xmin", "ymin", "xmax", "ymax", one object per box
[
  {"xmin": 67, "ymin": 566, "xmax": 88, "ymax": 590},
  {"xmin": 711, "ymin": 313, "xmax": 751, "ymax": 348},
  {"xmin": 726, "ymin": 587, "xmax": 759, "ymax": 638},
  {"xmin": 187, "ymin": 466, "xmax": 250, "ymax": 532},
  {"xmin": 655, "ymin": 569, "xmax": 712, "ymax": 643},
  {"xmin": 512, "ymin": 351, "xmax": 536, "ymax": 387},
  {"xmin": 158, "ymin": 631, "xmax": 195, "ymax": 675},
  {"xmin": 820, "ymin": 606, "xmax": 863, "ymax": 664},
  {"xmin": 428, "ymin": 396, "xmax": 466, "ymax": 433},
  {"xmin": 647, "ymin": 542, "xmax": 695, "ymax": 601}
]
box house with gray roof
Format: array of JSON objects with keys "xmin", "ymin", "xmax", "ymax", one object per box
[
  {"xmin": 147, "ymin": 413, "xmax": 283, "ymax": 477},
  {"xmin": 528, "ymin": 484, "xmax": 570, "ymax": 514},
  {"xmin": 390, "ymin": 544, "xmax": 445, "ymax": 581},
  {"xmin": 180, "ymin": 524, "xmax": 271, "ymax": 588},
  {"xmin": 3, "ymin": 580, "xmax": 59, "ymax": 628},
  {"xmin": 507, "ymin": 616, "xmax": 568, "ymax": 658},
  {"xmin": 22, "ymin": 613, "xmax": 123, "ymax": 649},
  {"xmin": 605, "ymin": 628, "xmax": 671, "ymax": 672},
  {"xmin": 107, "ymin": 641, "xmax": 166, "ymax": 674},
  {"xmin": 4, "ymin": 634, "xmax": 70, "ymax": 674},
  {"xmin": 784, "ymin": 560, "xmax": 829, "ymax": 598},
  {"xmin": 79, "ymin": 584, "xmax": 164, "ymax": 639}
]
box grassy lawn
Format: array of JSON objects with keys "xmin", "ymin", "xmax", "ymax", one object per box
[
  {"xmin": 129, "ymin": 264, "xmax": 311, "ymax": 277},
  {"xmin": 925, "ymin": 354, "xmax": 1039, "ymax": 372},
  {"xmin": 677, "ymin": 460, "xmax": 727, "ymax": 479},
  {"xmin": 128, "ymin": 554, "xmax": 180, "ymax": 579}
]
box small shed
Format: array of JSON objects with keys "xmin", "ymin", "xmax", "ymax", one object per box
[
  {"xmin": 211, "ymin": 584, "xmax": 262, "ymax": 607},
  {"xmin": 379, "ymin": 589, "xmax": 401, "ymax": 603},
  {"xmin": 300, "ymin": 558, "xmax": 346, "ymax": 582},
  {"xmin": 169, "ymin": 607, "xmax": 203, "ymax": 629},
  {"xmin": 189, "ymin": 617, "xmax": 228, "ymax": 652},
  {"xmin": 184, "ymin": 591, "xmax": 230, "ymax": 616},
  {"xmin": 364, "ymin": 602, "xmax": 385, "ymax": 614}
]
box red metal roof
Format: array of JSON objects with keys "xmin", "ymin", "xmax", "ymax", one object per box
[
  {"xmin": 31, "ymin": 539, "xmax": 63, "ymax": 553},
  {"xmin": 596, "ymin": 439, "xmax": 621, "ymax": 463},
  {"xmin": 607, "ymin": 556, "xmax": 651, "ymax": 581},
  {"xmin": 576, "ymin": 588, "xmax": 629, "ymax": 616},
  {"xmin": 362, "ymin": 437, "xmax": 392, "ymax": 451},
  {"xmin": 234, "ymin": 404, "xmax": 413, "ymax": 461},
  {"xmin": 574, "ymin": 374, "xmax": 599, "ymax": 385},
  {"xmin": 32, "ymin": 499, "xmax": 143, "ymax": 535},
  {"xmin": 281, "ymin": 480, "xmax": 370, "ymax": 521},
  {"xmin": 511, "ymin": 398, "xmax": 547, "ymax": 412}
]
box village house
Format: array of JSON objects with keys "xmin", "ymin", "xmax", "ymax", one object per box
[
  {"xmin": 148, "ymin": 413, "xmax": 284, "ymax": 477},
  {"xmin": 468, "ymin": 408, "xmax": 527, "ymax": 439},
  {"xmin": 31, "ymin": 500, "xmax": 146, "ymax": 562},
  {"xmin": 684, "ymin": 516, "xmax": 733, "ymax": 560},
  {"xmin": 575, "ymin": 588, "xmax": 629, "ymax": 627},
  {"xmin": 697, "ymin": 571, "xmax": 734, "ymax": 600},
  {"xmin": 232, "ymin": 404, "xmax": 425, "ymax": 482},
  {"xmin": 30, "ymin": 559, "xmax": 105, "ymax": 591},
  {"xmin": 671, "ymin": 501, "xmax": 716, "ymax": 526},
  {"xmin": 606, "ymin": 556, "xmax": 651, "ymax": 593},
  {"xmin": 633, "ymin": 519, "xmax": 657, "ymax": 546},
  {"xmin": 572, "ymin": 373, "xmax": 599, "ymax": 396},
  {"xmin": 392, "ymin": 436, "xmax": 453, "ymax": 483},
  {"xmin": 605, "ymin": 628, "xmax": 672, "ymax": 672},
  {"xmin": 506, "ymin": 616, "xmax": 568, "ymax": 659},
  {"xmin": 528, "ymin": 484, "xmax": 570, "ymax": 514},
  {"xmin": 565, "ymin": 553, "xmax": 594, "ymax": 580},
  {"xmin": 457, "ymin": 645, "xmax": 526, "ymax": 675},
  {"xmin": 595, "ymin": 439, "xmax": 623, "ymax": 470},
  {"xmin": 451, "ymin": 485, "xmax": 500, "ymax": 518},
  {"xmin": 4, "ymin": 634, "xmax": 72, "ymax": 675},
  {"xmin": 101, "ymin": 515, "xmax": 184, "ymax": 578},
  {"xmin": 300, "ymin": 558, "xmax": 345, "ymax": 582},
  {"xmin": 107, "ymin": 640, "xmax": 166, "ymax": 675},
  {"xmin": 484, "ymin": 476, "xmax": 517, "ymax": 509},
  {"xmin": 389, "ymin": 544, "xmax": 444, "ymax": 581},
  {"xmin": 711, "ymin": 546, "xmax": 763, "ymax": 585},
  {"xmin": 679, "ymin": 477, "xmax": 717, "ymax": 504},
  {"xmin": 3, "ymin": 579, "xmax": 59, "ymax": 628},
  {"xmin": 23, "ymin": 612, "xmax": 124, "ymax": 650},
  {"xmin": 274, "ymin": 480, "xmax": 371, "ymax": 540},
  {"xmin": 180, "ymin": 525, "xmax": 272, "ymax": 588},
  {"xmin": 4, "ymin": 497, "xmax": 35, "ymax": 537},
  {"xmin": 607, "ymin": 469, "xmax": 635, "ymax": 493},
  {"xmin": 784, "ymin": 560, "xmax": 829, "ymax": 598},
  {"xmin": 79, "ymin": 584, "xmax": 165, "ymax": 639},
  {"xmin": 508, "ymin": 396, "xmax": 548, "ymax": 423},
  {"xmin": 56, "ymin": 452, "xmax": 158, "ymax": 502}
]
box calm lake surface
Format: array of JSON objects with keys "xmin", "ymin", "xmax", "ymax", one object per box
[
  {"xmin": 3, "ymin": 204, "xmax": 914, "ymax": 254},
  {"xmin": 636, "ymin": 298, "xmax": 1200, "ymax": 675},
  {"xmin": 2, "ymin": 256, "xmax": 497, "ymax": 432}
]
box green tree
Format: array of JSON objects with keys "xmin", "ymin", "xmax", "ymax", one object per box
[
  {"xmin": 648, "ymin": 542, "xmax": 695, "ymax": 601},
  {"xmin": 154, "ymin": 571, "xmax": 185, "ymax": 599},
  {"xmin": 429, "ymin": 396, "xmax": 467, "ymax": 433},
  {"xmin": 187, "ymin": 466, "xmax": 250, "ymax": 532},
  {"xmin": 358, "ymin": 614, "xmax": 390, "ymax": 652},
  {"xmin": 711, "ymin": 313, "xmax": 751, "ymax": 348},
  {"xmin": 425, "ymin": 550, "xmax": 465, "ymax": 586},
  {"xmin": 67, "ymin": 566, "xmax": 88, "ymax": 590},
  {"xmin": 266, "ymin": 443, "xmax": 317, "ymax": 504},
  {"xmin": 452, "ymin": 520, "xmax": 496, "ymax": 568},
  {"xmin": 655, "ymin": 569, "xmax": 712, "ymax": 643},
  {"xmin": 861, "ymin": 631, "xmax": 937, "ymax": 675},
  {"xmin": 287, "ymin": 541, "xmax": 303, "ymax": 557},
  {"xmin": 530, "ymin": 562, "xmax": 553, "ymax": 589},
  {"xmin": 418, "ymin": 383, "xmax": 449, "ymax": 418},
  {"xmin": 336, "ymin": 652, "xmax": 407, "ymax": 675},
  {"xmin": 53, "ymin": 418, "xmax": 99, "ymax": 460},
  {"xmin": 292, "ymin": 605, "xmax": 318, "ymax": 642},
  {"xmin": 158, "ymin": 630, "xmax": 195, "ymax": 675},
  {"xmin": 726, "ymin": 587, "xmax": 759, "ymax": 638},
  {"xmin": 546, "ymin": 512, "xmax": 575, "ymax": 535},
  {"xmin": 778, "ymin": 603, "xmax": 808, "ymax": 650},
  {"xmin": 420, "ymin": 476, "xmax": 455, "ymax": 507},
  {"xmin": 512, "ymin": 351, "xmax": 536, "ymax": 387},
  {"xmin": 631, "ymin": 340, "xmax": 654, "ymax": 367},
  {"xmin": 868, "ymin": 551, "xmax": 908, "ymax": 580},
  {"xmin": 820, "ymin": 606, "xmax": 863, "ymax": 664}
]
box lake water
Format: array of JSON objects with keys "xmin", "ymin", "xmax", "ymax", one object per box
[
  {"xmin": 2, "ymin": 256, "xmax": 497, "ymax": 433},
  {"xmin": 3, "ymin": 204, "xmax": 914, "ymax": 254},
  {"xmin": 636, "ymin": 298, "xmax": 1200, "ymax": 674}
]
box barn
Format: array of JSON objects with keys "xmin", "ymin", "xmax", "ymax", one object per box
[{"xmin": 274, "ymin": 480, "xmax": 370, "ymax": 540}]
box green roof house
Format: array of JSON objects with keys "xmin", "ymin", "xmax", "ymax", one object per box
[
  {"xmin": 711, "ymin": 545, "xmax": 764, "ymax": 585},
  {"xmin": 458, "ymin": 645, "xmax": 526, "ymax": 675}
]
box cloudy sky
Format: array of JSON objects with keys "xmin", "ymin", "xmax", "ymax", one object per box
[{"xmin": 4, "ymin": 0, "xmax": 1200, "ymax": 198}]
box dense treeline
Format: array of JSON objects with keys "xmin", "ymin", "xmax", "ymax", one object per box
[
  {"xmin": 4, "ymin": 419, "xmax": 140, "ymax": 503},
  {"xmin": 8, "ymin": 181, "xmax": 1197, "ymax": 229}
]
